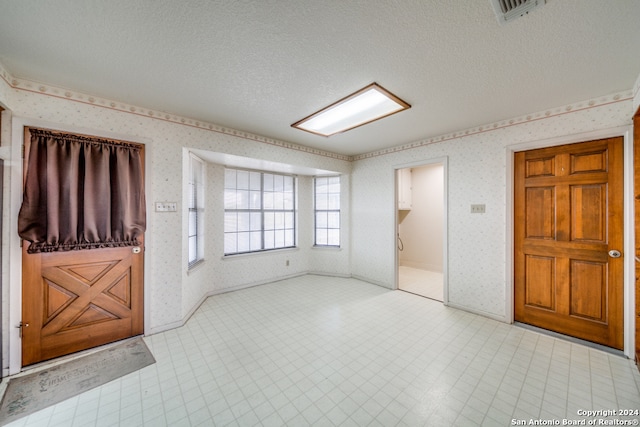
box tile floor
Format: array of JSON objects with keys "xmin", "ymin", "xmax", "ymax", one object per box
[
  {"xmin": 4, "ymin": 274, "xmax": 640, "ymax": 426},
  {"xmin": 398, "ymin": 266, "xmax": 443, "ymax": 301}
]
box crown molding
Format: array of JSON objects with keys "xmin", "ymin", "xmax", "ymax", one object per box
[
  {"xmin": 352, "ymin": 90, "xmax": 634, "ymax": 161},
  {"xmin": 0, "ymin": 65, "xmax": 352, "ymax": 162},
  {"xmin": 0, "ymin": 62, "xmax": 634, "ymax": 163}
]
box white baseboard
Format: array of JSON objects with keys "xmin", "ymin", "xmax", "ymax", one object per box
[
  {"xmin": 445, "ymin": 301, "xmax": 507, "ymax": 323},
  {"xmin": 351, "ymin": 274, "xmax": 392, "ymax": 289},
  {"xmin": 307, "ymin": 271, "xmax": 351, "ymax": 279},
  {"xmin": 146, "ymin": 273, "xmax": 507, "ymax": 338},
  {"xmin": 146, "ymin": 272, "xmax": 309, "ymax": 335}
]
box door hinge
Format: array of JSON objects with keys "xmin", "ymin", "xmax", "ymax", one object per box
[
  {"xmin": 21, "ymin": 144, "xmax": 24, "ymax": 159},
  {"xmin": 17, "ymin": 321, "xmax": 29, "ymax": 338}
]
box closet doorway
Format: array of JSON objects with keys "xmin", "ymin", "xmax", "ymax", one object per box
[{"xmin": 396, "ymin": 159, "xmax": 447, "ymax": 302}]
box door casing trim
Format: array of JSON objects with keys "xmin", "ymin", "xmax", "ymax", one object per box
[
  {"xmin": 505, "ymin": 125, "xmax": 634, "ymax": 359},
  {"xmin": 8, "ymin": 116, "xmax": 153, "ymax": 376},
  {"xmin": 393, "ymin": 156, "xmax": 449, "ymax": 304}
]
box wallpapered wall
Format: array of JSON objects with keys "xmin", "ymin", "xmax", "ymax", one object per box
[
  {"xmin": 0, "ymin": 63, "xmax": 637, "ymax": 339},
  {"xmin": 351, "ymin": 94, "xmax": 634, "ymax": 319},
  {"xmin": 0, "ymin": 66, "xmax": 351, "ymax": 338}
]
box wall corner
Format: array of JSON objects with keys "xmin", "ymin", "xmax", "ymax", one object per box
[{"xmin": 633, "ymin": 71, "xmax": 640, "ymax": 113}]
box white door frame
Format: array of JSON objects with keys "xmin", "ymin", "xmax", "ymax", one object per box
[
  {"xmin": 7, "ymin": 117, "xmax": 153, "ymax": 375},
  {"xmin": 505, "ymin": 125, "xmax": 634, "ymax": 359},
  {"xmin": 394, "ymin": 156, "xmax": 449, "ymax": 304}
]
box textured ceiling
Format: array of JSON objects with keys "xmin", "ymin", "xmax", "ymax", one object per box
[{"xmin": 0, "ymin": 0, "xmax": 639, "ymax": 156}]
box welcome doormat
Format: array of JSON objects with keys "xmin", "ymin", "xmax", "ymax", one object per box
[{"xmin": 0, "ymin": 337, "xmax": 155, "ymax": 425}]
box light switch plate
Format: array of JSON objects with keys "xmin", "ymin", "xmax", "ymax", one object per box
[
  {"xmin": 471, "ymin": 204, "xmax": 486, "ymax": 213},
  {"xmin": 155, "ymin": 202, "xmax": 177, "ymax": 212}
]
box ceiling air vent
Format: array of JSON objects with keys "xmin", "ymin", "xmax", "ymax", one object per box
[{"xmin": 490, "ymin": 0, "xmax": 546, "ymax": 24}]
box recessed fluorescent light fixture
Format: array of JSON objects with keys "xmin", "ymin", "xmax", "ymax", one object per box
[{"xmin": 291, "ymin": 83, "xmax": 411, "ymax": 137}]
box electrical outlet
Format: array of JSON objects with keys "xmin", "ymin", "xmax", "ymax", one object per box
[{"xmin": 470, "ymin": 204, "xmax": 486, "ymax": 213}]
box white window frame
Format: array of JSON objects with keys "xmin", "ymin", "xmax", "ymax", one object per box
[
  {"xmin": 314, "ymin": 175, "xmax": 341, "ymax": 247},
  {"xmin": 188, "ymin": 153, "xmax": 205, "ymax": 268},
  {"xmin": 224, "ymin": 168, "xmax": 297, "ymax": 255}
]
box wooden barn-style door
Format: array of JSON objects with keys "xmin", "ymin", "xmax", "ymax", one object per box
[
  {"xmin": 19, "ymin": 127, "xmax": 146, "ymax": 366},
  {"xmin": 514, "ymin": 137, "xmax": 624, "ymax": 349}
]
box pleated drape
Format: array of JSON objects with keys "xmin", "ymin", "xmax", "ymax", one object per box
[{"xmin": 18, "ymin": 128, "xmax": 146, "ymax": 253}]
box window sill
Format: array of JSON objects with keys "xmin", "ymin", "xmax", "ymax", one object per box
[
  {"xmin": 312, "ymin": 245, "xmax": 342, "ymax": 251},
  {"xmin": 187, "ymin": 259, "xmax": 206, "ymax": 274},
  {"xmin": 222, "ymin": 247, "xmax": 299, "ymax": 260}
]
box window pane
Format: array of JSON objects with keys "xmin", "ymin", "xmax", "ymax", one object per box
[
  {"xmin": 263, "ymin": 192, "xmax": 274, "ymax": 209},
  {"xmin": 273, "ymin": 174, "xmax": 284, "ymax": 191},
  {"xmin": 314, "ymin": 175, "xmax": 340, "ymax": 247},
  {"xmin": 284, "ymin": 191, "xmax": 294, "ymax": 210},
  {"xmin": 264, "ymin": 230, "xmax": 275, "ymax": 249},
  {"xmin": 274, "ymin": 193, "xmax": 284, "ymax": 210},
  {"xmin": 316, "ymin": 212, "xmax": 327, "ymax": 228},
  {"xmin": 274, "ymin": 212, "xmax": 284, "ymax": 229},
  {"xmin": 263, "ymin": 174, "xmax": 274, "ymax": 191},
  {"xmin": 224, "ymin": 169, "xmax": 236, "ymax": 189},
  {"xmin": 316, "ymin": 177, "xmax": 328, "ymax": 194},
  {"xmin": 188, "ymin": 210, "xmax": 198, "ymax": 236},
  {"xmin": 237, "ymin": 170, "xmax": 249, "ymax": 189},
  {"xmin": 250, "ymin": 212, "xmax": 262, "ymax": 231},
  {"xmin": 191, "ymin": 159, "xmax": 202, "ymax": 184},
  {"xmin": 188, "ymin": 182, "xmax": 196, "ymax": 208},
  {"xmin": 328, "ymin": 212, "xmax": 340, "ymax": 228},
  {"xmin": 224, "ymin": 189, "xmax": 237, "ymax": 209},
  {"xmin": 237, "ymin": 190, "xmax": 249, "ymax": 209},
  {"xmin": 328, "ymin": 176, "xmax": 340, "ymax": 192},
  {"xmin": 316, "ymin": 229, "xmax": 327, "ymax": 245},
  {"xmin": 275, "ymin": 230, "xmax": 285, "ymax": 247},
  {"xmin": 328, "ymin": 229, "xmax": 340, "ymax": 246},
  {"xmin": 249, "ymin": 190, "xmax": 261, "ymax": 209},
  {"xmin": 316, "ymin": 193, "xmax": 328, "ymax": 210},
  {"xmin": 284, "ymin": 212, "xmax": 294, "ymax": 228},
  {"xmin": 188, "ymin": 154, "xmax": 205, "ymax": 267},
  {"xmin": 284, "ymin": 176, "xmax": 294, "ymax": 192},
  {"xmin": 237, "ymin": 212, "xmax": 250, "ymax": 232},
  {"xmin": 224, "ymin": 233, "xmax": 237, "ymax": 254},
  {"xmin": 264, "ymin": 212, "xmax": 274, "ymax": 230},
  {"xmin": 249, "ymin": 171, "xmax": 261, "ymax": 190},
  {"xmin": 188, "ymin": 236, "xmax": 197, "ymax": 263},
  {"xmin": 250, "ymin": 231, "xmax": 261, "ymax": 251},
  {"xmin": 285, "ymin": 229, "xmax": 294, "ymax": 247},
  {"xmin": 238, "ymin": 232, "xmax": 250, "ymax": 252},
  {"xmin": 224, "ymin": 168, "xmax": 296, "ymax": 255},
  {"xmin": 328, "ymin": 193, "xmax": 340, "ymax": 209},
  {"xmin": 224, "ymin": 212, "xmax": 237, "ymax": 232}
]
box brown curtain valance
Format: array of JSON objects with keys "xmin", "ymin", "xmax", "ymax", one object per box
[{"xmin": 18, "ymin": 128, "xmax": 146, "ymax": 253}]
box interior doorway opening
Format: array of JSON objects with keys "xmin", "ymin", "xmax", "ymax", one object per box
[{"xmin": 396, "ymin": 160, "xmax": 447, "ymax": 302}]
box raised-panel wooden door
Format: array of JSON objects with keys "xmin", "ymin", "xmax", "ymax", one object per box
[
  {"xmin": 21, "ymin": 128, "xmax": 145, "ymax": 366},
  {"xmin": 514, "ymin": 137, "xmax": 624, "ymax": 349}
]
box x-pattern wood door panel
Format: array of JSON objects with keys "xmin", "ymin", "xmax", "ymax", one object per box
[
  {"xmin": 21, "ymin": 127, "xmax": 145, "ymax": 366},
  {"xmin": 22, "ymin": 246, "xmax": 143, "ymax": 365},
  {"xmin": 41, "ymin": 257, "xmax": 131, "ymax": 334},
  {"xmin": 515, "ymin": 137, "xmax": 624, "ymax": 349}
]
